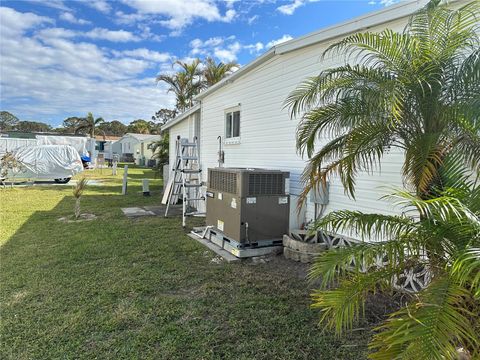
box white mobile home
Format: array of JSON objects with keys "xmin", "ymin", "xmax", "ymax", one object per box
[
  {"xmin": 117, "ymin": 133, "xmax": 161, "ymax": 166},
  {"xmin": 163, "ymin": 0, "xmax": 458, "ymax": 230}
]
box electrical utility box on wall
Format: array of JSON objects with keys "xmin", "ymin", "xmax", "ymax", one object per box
[
  {"xmin": 206, "ymin": 168, "xmax": 290, "ymax": 246},
  {"xmin": 309, "ymin": 181, "xmax": 330, "ymax": 205}
]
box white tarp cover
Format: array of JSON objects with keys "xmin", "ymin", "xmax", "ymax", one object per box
[
  {"xmin": 10, "ymin": 145, "xmax": 83, "ymax": 179},
  {"xmin": 36, "ymin": 135, "xmax": 88, "ymax": 155}
]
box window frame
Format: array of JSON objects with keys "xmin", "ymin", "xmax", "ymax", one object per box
[{"xmin": 224, "ymin": 106, "xmax": 241, "ymax": 144}]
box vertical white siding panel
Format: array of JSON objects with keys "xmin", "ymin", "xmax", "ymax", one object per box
[{"xmin": 196, "ymin": 18, "xmax": 409, "ymax": 230}]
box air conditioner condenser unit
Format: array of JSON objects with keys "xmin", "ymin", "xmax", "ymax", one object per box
[{"xmin": 206, "ymin": 168, "xmax": 290, "ymax": 257}]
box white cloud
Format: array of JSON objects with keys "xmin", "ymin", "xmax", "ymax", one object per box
[
  {"xmin": 244, "ymin": 42, "xmax": 264, "ymax": 54},
  {"xmin": 115, "ymin": 10, "xmax": 147, "ymax": 25},
  {"xmin": 121, "ymin": 0, "xmax": 237, "ymax": 31},
  {"xmin": 119, "ymin": 48, "xmax": 171, "ymax": 62},
  {"xmin": 59, "ymin": 12, "xmax": 91, "ymax": 25},
  {"xmin": 36, "ymin": 25, "xmax": 143, "ymax": 43},
  {"xmin": 85, "ymin": 28, "xmax": 141, "ymax": 42},
  {"xmin": 214, "ymin": 41, "xmax": 241, "ymax": 63},
  {"xmin": 0, "ymin": 7, "xmax": 174, "ymax": 125},
  {"xmin": 276, "ymin": 0, "xmax": 323, "ymax": 15},
  {"xmin": 0, "ymin": 6, "xmax": 53, "ymax": 37},
  {"xmin": 247, "ymin": 14, "xmax": 259, "ymax": 25},
  {"xmin": 189, "ymin": 35, "xmax": 264, "ymax": 63},
  {"xmin": 267, "ymin": 34, "xmax": 293, "ymax": 48},
  {"xmin": 277, "ymin": 0, "xmax": 305, "ymax": 15},
  {"xmin": 85, "ymin": 0, "xmax": 112, "ymax": 14},
  {"xmin": 224, "ymin": 0, "xmax": 239, "ymax": 8},
  {"xmin": 25, "ymin": 0, "xmax": 71, "ymax": 11},
  {"xmin": 35, "ymin": 27, "xmax": 77, "ymax": 39},
  {"xmin": 380, "ymin": 0, "xmax": 401, "ymax": 5}
]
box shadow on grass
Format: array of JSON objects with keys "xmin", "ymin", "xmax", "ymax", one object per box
[{"xmin": 0, "ymin": 189, "xmax": 371, "ymax": 360}]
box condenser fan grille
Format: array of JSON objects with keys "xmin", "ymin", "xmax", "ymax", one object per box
[
  {"xmin": 248, "ymin": 173, "xmax": 284, "ymax": 195},
  {"xmin": 209, "ymin": 170, "xmax": 237, "ymax": 194}
]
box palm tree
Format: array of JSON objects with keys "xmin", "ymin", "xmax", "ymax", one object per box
[
  {"xmin": 175, "ymin": 58, "xmax": 203, "ymax": 105},
  {"xmin": 156, "ymin": 72, "xmax": 190, "ymax": 112},
  {"xmin": 309, "ymin": 159, "xmax": 480, "ymax": 358},
  {"xmin": 75, "ymin": 113, "xmax": 105, "ymax": 138},
  {"xmin": 151, "ymin": 132, "xmax": 169, "ymax": 168},
  {"xmin": 285, "ymin": 0, "xmax": 480, "ymax": 203},
  {"xmin": 202, "ymin": 57, "xmax": 238, "ymax": 87},
  {"xmin": 156, "ymin": 59, "xmax": 203, "ymax": 112},
  {"xmin": 157, "ymin": 58, "xmax": 238, "ymax": 113}
]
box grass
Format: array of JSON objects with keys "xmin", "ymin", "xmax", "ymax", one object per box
[{"xmin": 1, "ymin": 165, "xmax": 371, "ymax": 359}]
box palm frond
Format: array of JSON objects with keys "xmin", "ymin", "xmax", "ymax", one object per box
[
  {"xmin": 313, "ymin": 211, "xmax": 416, "ymax": 243},
  {"xmin": 370, "ymin": 276, "xmax": 478, "ymax": 360},
  {"xmin": 311, "ymin": 268, "xmax": 395, "ymax": 335},
  {"xmin": 309, "ymin": 234, "xmax": 423, "ymax": 289},
  {"xmin": 451, "ymin": 247, "xmax": 480, "ymax": 299}
]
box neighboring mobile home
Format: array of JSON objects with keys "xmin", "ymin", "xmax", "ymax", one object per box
[
  {"xmin": 94, "ymin": 135, "xmax": 121, "ymax": 163},
  {"xmin": 117, "ymin": 133, "xmax": 161, "ymax": 166},
  {"xmin": 162, "ymin": 0, "xmax": 461, "ymax": 230}
]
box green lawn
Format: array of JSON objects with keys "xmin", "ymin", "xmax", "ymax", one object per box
[{"xmin": 1, "ymin": 166, "xmax": 371, "ymax": 359}]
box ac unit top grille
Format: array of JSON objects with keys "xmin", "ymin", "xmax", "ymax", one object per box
[
  {"xmin": 208, "ymin": 168, "xmax": 289, "ymax": 196},
  {"xmin": 247, "ymin": 173, "xmax": 284, "ymax": 195}
]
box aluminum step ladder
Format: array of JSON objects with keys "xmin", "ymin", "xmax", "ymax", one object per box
[{"xmin": 163, "ymin": 136, "xmax": 204, "ymax": 226}]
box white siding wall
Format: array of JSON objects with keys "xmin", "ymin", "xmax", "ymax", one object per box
[
  {"xmin": 199, "ymin": 19, "xmax": 408, "ymax": 229},
  {"xmin": 168, "ymin": 114, "xmax": 195, "ymax": 168}
]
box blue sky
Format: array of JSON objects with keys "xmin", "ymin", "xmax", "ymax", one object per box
[{"xmin": 0, "ymin": 0, "xmax": 398, "ymax": 127}]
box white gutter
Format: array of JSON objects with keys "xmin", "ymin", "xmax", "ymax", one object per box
[{"xmin": 274, "ymin": 0, "xmax": 430, "ymax": 54}]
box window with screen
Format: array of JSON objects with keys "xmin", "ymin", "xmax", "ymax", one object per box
[{"xmin": 225, "ymin": 110, "xmax": 240, "ymax": 139}]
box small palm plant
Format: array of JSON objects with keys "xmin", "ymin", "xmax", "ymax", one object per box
[
  {"xmin": 309, "ymin": 162, "xmax": 480, "ymax": 358},
  {"xmin": 0, "ymin": 151, "xmax": 25, "ymax": 188},
  {"xmin": 73, "ymin": 178, "xmax": 88, "ymax": 219}
]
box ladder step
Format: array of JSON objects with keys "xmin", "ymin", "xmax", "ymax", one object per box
[
  {"xmin": 181, "ymin": 143, "xmax": 197, "ymax": 147},
  {"xmin": 182, "ymin": 169, "xmax": 201, "ymax": 173},
  {"xmin": 178, "ymin": 156, "xmax": 198, "ymax": 160},
  {"xmin": 183, "ymin": 184, "xmax": 202, "ymax": 188},
  {"xmin": 185, "ymin": 211, "xmax": 206, "ymax": 216},
  {"xmin": 184, "ymin": 197, "xmax": 205, "ymax": 201}
]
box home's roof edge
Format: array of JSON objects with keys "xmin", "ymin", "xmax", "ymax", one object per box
[
  {"xmin": 195, "ymin": 0, "xmax": 456, "ymax": 101},
  {"xmin": 162, "ymin": 104, "xmax": 201, "ymax": 131},
  {"xmin": 195, "ymin": 49, "xmax": 276, "ymax": 100}
]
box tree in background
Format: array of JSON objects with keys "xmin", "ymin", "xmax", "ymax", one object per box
[
  {"xmin": 127, "ymin": 119, "xmax": 151, "ymax": 134},
  {"xmin": 97, "ymin": 120, "xmax": 128, "ymax": 137},
  {"xmin": 15, "ymin": 121, "xmax": 52, "ymax": 133},
  {"xmin": 203, "ymin": 57, "xmax": 238, "ymax": 87},
  {"xmin": 151, "ymin": 108, "xmax": 178, "ymax": 126},
  {"xmin": 150, "ymin": 108, "xmax": 178, "ymax": 134},
  {"xmin": 0, "ymin": 111, "xmax": 19, "ymax": 131},
  {"xmin": 57, "ymin": 117, "xmax": 84, "ymax": 134},
  {"xmin": 75, "ymin": 113, "xmax": 104, "ymax": 137}
]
